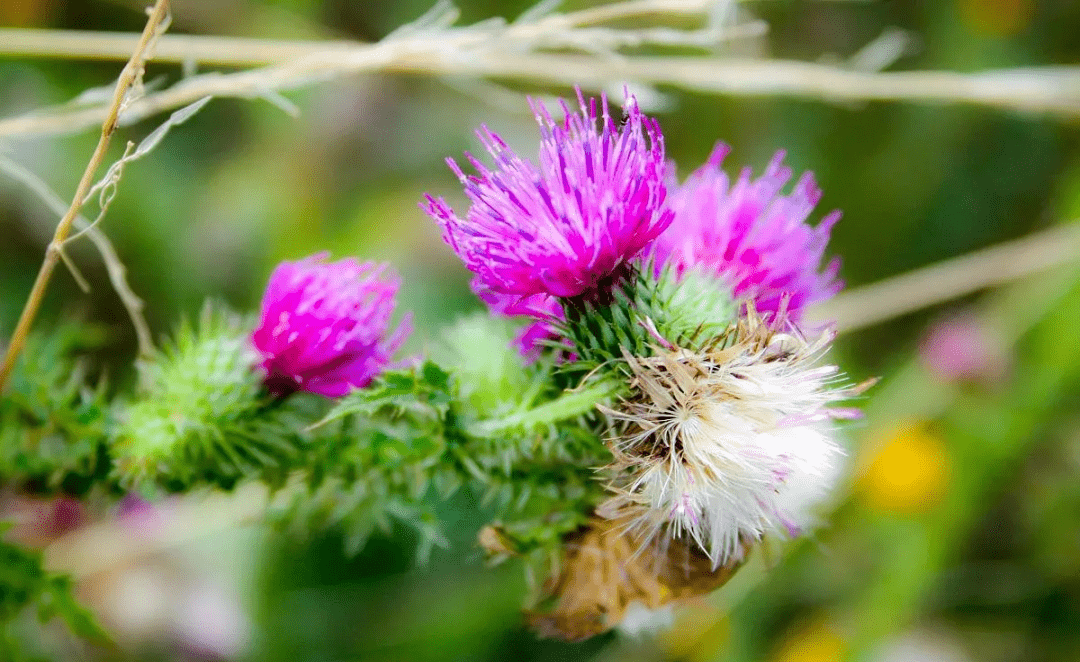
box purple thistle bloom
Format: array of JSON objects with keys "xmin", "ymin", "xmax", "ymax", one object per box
[
  {"xmin": 252, "ymin": 254, "xmax": 411, "ymax": 398},
  {"xmin": 652, "ymin": 144, "xmax": 843, "ymax": 318},
  {"xmin": 422, "ymin": 88, "xmax": 672, "ymax": 305}
]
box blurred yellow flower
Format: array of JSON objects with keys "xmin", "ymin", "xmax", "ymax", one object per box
[
  {"xmin": 958, "ymin": 0, "xmax": 1035, "ymax": 36},
  {"xmin": 770, "ymin": 617, "xmax": 845, "ymax": 662},
  {"xmin": 860, "ymin": 424, "xmax": 951, "ymax": 514}
]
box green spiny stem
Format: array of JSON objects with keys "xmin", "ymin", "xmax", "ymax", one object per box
[{"xmin": 467, "ymin": 379, "xmax": 620, "ymax": 438}]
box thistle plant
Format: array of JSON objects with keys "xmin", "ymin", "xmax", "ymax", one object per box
[
  {"xmin": 0, "ymin": 0, "xmax": 1076, "ymax": 657},
  {"xmin": 0, "ymin": 85, "xmax": 863, "ymax": 650},
  {"xmin": 418, "ymin": 88, "xmax": 860, "ymax": 637}
]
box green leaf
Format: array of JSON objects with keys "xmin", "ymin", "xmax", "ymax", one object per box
[
  {"xmin": 0, "ymin": 326, "xmax": 110, "ymax": 495},
  {"xmin": 467, "ymin": 379, "xmax": 618, "ymax": 438},
  {"xmin": 0, "ymin": 526, "xmax": 109, "ymax": 649}
]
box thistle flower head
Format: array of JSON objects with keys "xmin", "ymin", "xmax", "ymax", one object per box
[
  {"xmin": 252, "ymin": 254, "xmax": 411, "ymax": 398},
  {"xmin": 422, "ymin": 89, "xmax": 671, "ymax": 304},
  {"xmin": 602, "ymin": 309, "xmax": 860, "ymax": 567},
  {"xmin": 652, "ymin": 144, "xmax": 842, "ymax": 317}
]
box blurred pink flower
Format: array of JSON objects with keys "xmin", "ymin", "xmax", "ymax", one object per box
[
  {"xmin": 115, "ymin": 493, "xmax": 170, "ymax": 537},
  {"xmin": 252, "ymin": 254, "xmax": 411, "ymax": 397},
  {"xmin": 422, "ymin": 88, "xmax": 671, "ymax": 305},
  {"xmin": 176, "ymin": 582, "xmax": 251, "ymax": 660},
  {"xmin": 651, "ymin": 143, "xmax": 843, "ymax": 318},
  {"xmin": 4, "ymin": 495, "xmax": 85, "ymax": 547},
  {"xmin": 920, "ymin": 313, "xmax": 1007, "ymax": 383}
]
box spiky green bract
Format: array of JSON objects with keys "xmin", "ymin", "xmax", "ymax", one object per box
[
  {"xmin": 289, "ymin": 361, "xmax": 455, "ymax": 558},
  {"xmin": 0, "ymin": 523, "xmax": 109, "ymax": 656},
  {"xmin": 436, "ymin": 315, "xmax": 535, "ymax": 418},
  {"xmin": 111, "ymin": 303, "xmax": 312, "ymax": 492},
  {"xmin": 289, "ymin": 315, "xmax": 618, "ymax": 563},
  {"xmin": 437, "ymin": 314, "xmax": 614, "ymax": 556},
  {"xmin": 653, "ymin": 265, "xmax": 740, "ymax": 346},
  {"xmin": 0, "ymin": 326, "xmax": 110, "ymax": 495},
  {"xmin": 557, "ymin": 263, "xmax": 737, "ymax": 376}
]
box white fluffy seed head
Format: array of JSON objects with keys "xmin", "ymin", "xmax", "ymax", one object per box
[{"xmin": 602, "ymin": 310, "xmax": 858, "ymax": 568}]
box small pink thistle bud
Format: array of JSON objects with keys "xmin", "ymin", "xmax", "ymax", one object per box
[{"xmin": 252, "ymin": 254, "xmax": 411, "ymax": 398}]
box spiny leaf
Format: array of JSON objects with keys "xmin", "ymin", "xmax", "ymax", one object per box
[
  {"xmin": 0, "ymin": 525, "xmax": 109, "ymax": 648},
  {"xmin": 0, "ymin": 326, "xmax": 110, "ymax": 494},
  {"xmin": 315, "ymin": 361, "xmax": 452, "ymax": 429}
]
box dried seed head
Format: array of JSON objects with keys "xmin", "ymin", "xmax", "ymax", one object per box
[
  {"xmin": 601, "ymin": 308, "xmax": 860, "ymax": 567},
  {"xmin": 526, "ymin": 516, "xmax": 747, "ymax": 641}
]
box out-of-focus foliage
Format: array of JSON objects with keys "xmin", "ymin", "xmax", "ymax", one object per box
[
  {"xmin": 0, "ymin": 327, "xmax": 110, "ymax": 495},
  {"xmin": 0, "ymin": 524, "xmax": 109, "ymax": 659}
]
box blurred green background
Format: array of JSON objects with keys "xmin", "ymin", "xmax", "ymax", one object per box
[{"xmin": 2, "ymin": 0, "xmax": 1079, "ymax": 660}]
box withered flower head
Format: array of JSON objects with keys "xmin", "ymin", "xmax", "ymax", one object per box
[
  {"xmin": 601, "ymin": 307, "xmax": 863, "ymax": 568},
  {"xmin": 526, "ymin": 516, "xmax": 747, "ymax": 642}
]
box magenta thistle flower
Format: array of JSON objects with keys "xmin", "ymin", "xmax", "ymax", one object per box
[
  {"xmin": 252, "ymin": 254, "xmax": 411, "ymax": 398},
  {"xmin": 422, "ymin": 89, "xmax": 672, "ymax": 305},
  {"xmin": 652, "ymin": 144, "xmax": 843, "ymax": 318}
]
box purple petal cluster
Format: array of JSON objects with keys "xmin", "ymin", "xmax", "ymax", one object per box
[
  {"xmin": 252, "ymin": 254, "xmax": 411, "ymax": 398},
  {"xmin": 424, "ymin": 89, "xmax": 843, "ymax": 359},
  {"xmin": 422, "ymin": 89, "xmax": 671, "ymax": 304},
  {"xmin": 652, "ymin": 144, "xmax": 842, "ymax": 318}
]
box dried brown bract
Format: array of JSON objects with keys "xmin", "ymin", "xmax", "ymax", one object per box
[{"xmin": 526, "ymin": 516, "xmax": 748, "ymax": 641}]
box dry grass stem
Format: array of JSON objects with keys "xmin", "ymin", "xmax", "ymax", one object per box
[
  {"xmin": 808, "ymin": 222, "xmax": 1080, "ymax": 334},
  {"xmin": 0, "ymin": 155, "xmax": 154, "ymax": 357},
  {"xmin": 0, "ymin": 1, "xmax": 1077, "ymax": 141},
  {"xmin": 0, "ymin": 0, "xmax": 170, "ymax": 389},
  {"xmin": 0, "ymin": 0, "xmax": 734, "ymax": 66}
]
